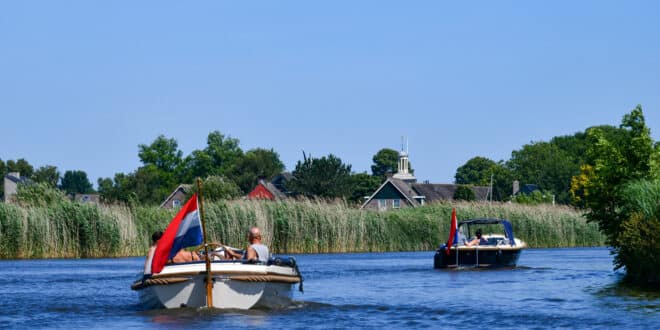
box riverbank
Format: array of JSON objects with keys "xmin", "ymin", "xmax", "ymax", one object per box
[{"xmin": 0, "ymin": 199, "xmax": 605, "ymax": 259}]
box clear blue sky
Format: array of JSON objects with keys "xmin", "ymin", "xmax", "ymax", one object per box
[{"xmin": 2, "ymin": 1, "xmax": 659, "ymax": 186}]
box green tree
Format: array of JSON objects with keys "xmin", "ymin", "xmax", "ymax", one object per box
[
  {"xmin": 455, "ymin": 157, "xmax": 497, "ymax": 185},
  {"xmin": 97, "ymin": 173, "xmax": 134, "ymax": 204},
  {"xmin": 616, "ymin": 180, "xmax": 660, "ymax": 285},
  {"xmin": 453, "ymin": 185, "xmax": 475, "ymax": 201},
  {"xmin": 32, "ymin": 165, "xmax": 60, "ymax": 187},
  {"xmin": 205, "ymin": 131, "xmax": 243, "ymax": 175},
  {"xmin": 349, "ymin": 172, "xmax": 382, "ymax": 203},
  {"xmin": 180, "ymin": 131, "xmax": 244, "ymax": 182},
  {"xmin": 131, "ymin": 165, "xmax": 174, "ymax": 205},
  {"xmin": 60, "ymin": 170, "xmax": 94, "ymax": 195},
  {"xmin": 371, "ymin": 148, "xmax": 412, "ymax": 177},
  {"xmin": 180, "ymin": 150, "xmax": 214, "ymax": 183},
  {"xmin": 0, "ymin": 158, "xmax": 5, "ymax": 200},
  {"xmin": 288, "ymin": 154, "xmax": 353, "ymax": 198},
  {"xmin": 455, "ymin": 157, "xmax": 513, "ymax": 201},
  {"xmin": 229, "ymin": 148, "xmax": 285, "ymax": 193},
  {"xmin": 190, "ymin": 176, "xmax": 242, "ymax": 202},
  {"xmin": 507, "ymin": 142, "xmax": 577, "ymax": 204},
  {"xmin": 6, "ymin": 158, "xmax": 34, "ymax": 178},
  {"xmin": 138, "ymin": 135, "xmax": 183, "ymax": 172},
  {"xmin": 572, "ymin": 105, "xmax": 657, "ymax": 285}
]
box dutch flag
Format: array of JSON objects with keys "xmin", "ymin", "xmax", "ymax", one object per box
[
  {"xmin": 445, "ymin": 208, "xmax": 458, "ymax": 255},
  {"xmin": 150, "ymin": 193, "xmax": 203, "ymax": 274}
]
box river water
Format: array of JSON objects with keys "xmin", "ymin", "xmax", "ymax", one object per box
[{"xmin": 0, "ymin": 248, "xmax": 657, "ymax": 329}]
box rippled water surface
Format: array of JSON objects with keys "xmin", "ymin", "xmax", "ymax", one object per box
[{"xmin": 0, "ymin": 248, "xmax": 657, "ymax": 329}]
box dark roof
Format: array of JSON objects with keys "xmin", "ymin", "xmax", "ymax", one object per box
[
  {"xmin": 360, "ymin": 179, "xmax": 491, "ymax": 209},
  {"xmin": 271, "ymin": 172, "xmax": 293, "ymax": 194},
  {"xmin": 5, "ymin": 174, "xmax": 28, "ymax": 184},
  {"xmin": 411, "ymin": 184, "xmax": 490, "ymax": 202},
  {"xmin": 263, "ymin": 181, "xmax": 287, "ymax": 199}
]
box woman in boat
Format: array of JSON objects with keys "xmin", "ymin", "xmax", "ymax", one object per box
[{"xmin": 466, "ymin": 229, "xmax": 488, "ymax": 246}]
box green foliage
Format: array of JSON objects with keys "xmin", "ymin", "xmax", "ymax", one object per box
[
  {"xmin": 287, "ymin": 154, "xmax": 353, "ymax": 198},
  {"xmin": 512, "ymin": 190, "xmax": 554, "ymax": 205},
  {"xmin": 229, "ymin": 148, "xmax": 285, "ymax": 193},
  {"xmin": 0, "ymin": 158, "xmax": 5, "ymax": 200},
  {"xmin": 97, "ymin": 173, "xmax": 133, "ymax": 204},
  {"xmin": 32, "ymin": 165, "xmax": 60, "ymax": 187},
  {"xmin": 349, "ymin": 172, "xmax": 382, "ymax": 203},
  {"xmin": 574, "ymin": 105, "xmax": 658, "ymax": 286},
  {"xmin": 60, "ymin": 170, "xmax": 94, "ymax": 195},
  {"xmin": 138, "ymin": 135, "xmax": 183, "ymax": 172},
  {"xmin": 0, "ymin": 199, "xmax": 604, "ymax": 259},
  {"xmin": 507, "ymin": 141, "xmax": 577, "ymax": 204},
  {"xmin": 371, "ymin": 148, "xmax": 412, "ymax": 177},
  {"xmin": 453, "ymin": 185, "xmax": 475, "ymax": 201},
  {"xmin": 179, "ymin": 131, "xmax": 244, "ymax": 183},
  {"xmin": 455, "ymin": 157, "xmax": 497, "ymax": 185},
  {"xmin": 13, "ymin": 182, "xmax": 69, "ymax": 207},
  {"xmin": 191, "ymin": 176, "xmax": 242, "ymax": 202},
  {"xmin": 615, "ymin": 213, "xmax": 659, "ymax": 285},
  {"xmin": 6, "ymin": 158, "xmax": 34, "ymax": 178},
  {"xmin": 455, "ymin": 157, "xmax": 513, "ymax": 201}
]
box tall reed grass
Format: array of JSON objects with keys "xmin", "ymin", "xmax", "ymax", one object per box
[{"xmin": 0, "ymin": 199, "xmax": 605, "ymax": 259}]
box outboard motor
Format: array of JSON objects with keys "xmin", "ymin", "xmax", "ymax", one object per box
[{"xmin": 434, "ymin": 244, "xmax": 448, "ymax": 269}]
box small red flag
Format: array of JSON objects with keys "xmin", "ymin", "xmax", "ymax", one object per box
[{"xmin": 445, "ymin": 208, "xmax": 457, "ymax": 255}]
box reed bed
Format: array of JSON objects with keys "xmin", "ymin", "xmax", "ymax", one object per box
[{"xmin": 0, "ymin": 199, "xmax": 605, "ymax": 259}]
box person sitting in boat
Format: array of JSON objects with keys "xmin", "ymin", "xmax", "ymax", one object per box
[
  {"xmin": 170, "ymin": 248, "xmax": 201, "ymax": 263},
  {"xmin": 143, "ymin": 231, "xmax": 163, "ymax": 275},
  {"xmin": 466, "ymin": 229, "xmax": 488, "ymax": 246},
  {"xmin": 224, "ymin": 226, "xmax": 270, "ymax": 262}
]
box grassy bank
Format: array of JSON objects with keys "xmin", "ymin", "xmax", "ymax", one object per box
[{"xmin": 0, "ymin": 199, "xmax": 605, "ymax": 259}]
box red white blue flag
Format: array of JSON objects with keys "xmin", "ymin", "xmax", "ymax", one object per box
[
  {"xmin": 445, "ymin": 208, "xmax": 458, "ymax": 255},
  {"xmin": 151, "ymin": 193, "xmax": 203, "ymax": 274}
]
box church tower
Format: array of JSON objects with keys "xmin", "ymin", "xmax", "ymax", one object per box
[{"xmin": 392, "ymin": 137, "xmax": 416, "ymax": 183}]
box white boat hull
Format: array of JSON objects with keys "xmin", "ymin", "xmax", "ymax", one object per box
[{"xmin": 133, "ymin": 261, "xmax": 301, "ymax": 310}]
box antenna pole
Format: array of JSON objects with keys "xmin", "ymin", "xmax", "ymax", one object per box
[{"xmin": 197, "ymin": 178, "xmax": 213, "ymax": 308}]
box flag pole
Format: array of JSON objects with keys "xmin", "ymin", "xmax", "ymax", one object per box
[{"xmin": 197, "ymin": 177, "xmax": 213, "ymax": 308}]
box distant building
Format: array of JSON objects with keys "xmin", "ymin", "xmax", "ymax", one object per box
[
  {"xmin": 74, "ymin": 193, "xmax": 100, "ymax": 205},
  {"xmin": 270, "ymin": 172, "xmax": 293, "ymax": 195},
  {"xmin": 160, "ymin": 184, "xmax": 193, "ymax": 209},
  {"xmin": 3, "ymin": 172, "xmax": 28, "ymax": 203},
  {"xmin": 248, "ymin": 180, "xmax": 287, "ymax": 201},
  {"xmin": 361, "ymin": 143, "xmax": 490, "ymax": 211}
]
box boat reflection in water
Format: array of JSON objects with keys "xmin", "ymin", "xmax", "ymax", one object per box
[{"xmin": 435, "ymin": 218, "xmax": 526, "ymax": 269}]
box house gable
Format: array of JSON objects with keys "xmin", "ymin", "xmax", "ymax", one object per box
[
  {"xmin": 248, "ymin": 183, "xmax": 275, "ymax": 200},
  {"xmin": 373, "ymin": 182, "xmax": 408, "ymax": 200}
]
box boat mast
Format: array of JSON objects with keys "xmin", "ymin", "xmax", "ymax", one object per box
[{"xmin": 197, "ymin": 177, "xmax": 214, "ymax": 308}]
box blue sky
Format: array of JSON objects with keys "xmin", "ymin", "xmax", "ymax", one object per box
[{"xmin": 1, "ymin": 1, "xmax": 659, "ymax": 185}]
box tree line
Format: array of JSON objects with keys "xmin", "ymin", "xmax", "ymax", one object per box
[
  {"xmin": 454, "ymin": 108, "xmax": 658, "ymax": 206},
  {"xmin": 1, "ymin": 131, "xmax": 411, "ymax": 205}
]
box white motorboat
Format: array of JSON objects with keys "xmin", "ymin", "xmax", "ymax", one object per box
[{"xmin": 131, "ymin": 257, "xmax": 303, "ymax": 309}]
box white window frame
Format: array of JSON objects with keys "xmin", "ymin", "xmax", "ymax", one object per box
[
  {"xmin": 377, "ymin": 199, "xmax": 387, "ymax": 211},
  {"xmin": 392, "ymin": 199, "xmax": 401, "ymax": 209}
]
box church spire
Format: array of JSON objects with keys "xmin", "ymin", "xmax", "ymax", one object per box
[{"xmin": 392, "ymin": 136, "xmax": 416, "ymax": 183}]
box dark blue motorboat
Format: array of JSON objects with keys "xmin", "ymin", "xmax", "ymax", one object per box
[{"xmin": 434, "ymin": 218, "xmax": 526, "ymax": 269}]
